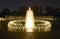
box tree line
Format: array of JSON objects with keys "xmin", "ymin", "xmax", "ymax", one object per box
[{"xmin": 0, "ymin": 6, "xmax": 60, "ymax": 17}]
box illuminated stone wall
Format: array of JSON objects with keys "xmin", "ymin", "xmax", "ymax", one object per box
[{"xmin": 5, "ymin": 16, "xmax": 54, "ymax": 21}]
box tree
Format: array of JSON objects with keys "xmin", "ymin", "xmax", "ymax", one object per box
[
  {"xmin": 1, "ymin": 8, "xmax": 10, "ymax": 15},
  {"xmin": 46, "ymin": 6, "xmax": 56, "ymax": 16}
]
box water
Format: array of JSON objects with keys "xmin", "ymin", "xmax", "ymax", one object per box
[
  {"xmin": 25, "ymin": 7, "xmax": 34, "ymax": 32},
  {"xmin": 0, "ymin": 31, "xmax": 60, "ymax": 39},
  {"xmin": 0, "ymin": 22, "xmax": 60, "ymax": 39}
]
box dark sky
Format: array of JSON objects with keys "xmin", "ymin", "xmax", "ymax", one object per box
[{"xmin": 0, "ymin": 0, "xmax": 60, "ymax": 11}]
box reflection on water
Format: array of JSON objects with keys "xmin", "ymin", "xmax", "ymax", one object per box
[
  {"xmin": 24, "ymin": 33, "xmax": 35, "ymax": 39},
  {"xmin": 0, "ymin": 21, "xmax": 60, "ymax": 39},
  {"xmin": 0, "ymin": 17, "xmax": 60, "ymax": 39}
]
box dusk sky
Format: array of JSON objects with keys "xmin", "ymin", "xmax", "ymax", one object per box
[{"xmin": 0, "ymin": 0, "xmax": 60, "ymax": 11}]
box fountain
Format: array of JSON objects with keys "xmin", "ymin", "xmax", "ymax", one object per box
[
  {"xmin": 8, "ymin": 7, "xmax": 51, "ymax": 32},
  {"xmin": 25, "ymin": 7, "xmax": 34, "ymax": 32}
]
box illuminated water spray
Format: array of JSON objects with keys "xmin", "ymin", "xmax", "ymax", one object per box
[{"xmin": 25, "ymin": 7, "xmax": 34, "ymax": 32}]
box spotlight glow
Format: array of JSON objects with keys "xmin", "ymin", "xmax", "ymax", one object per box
[{"xmin": 25, "ymin": 7, "xmax": 34, "ymax": 32}]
